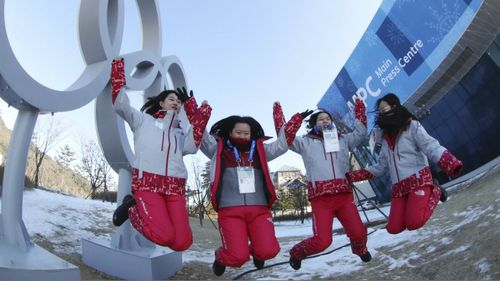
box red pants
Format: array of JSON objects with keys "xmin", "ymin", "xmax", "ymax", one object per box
[
  {"xmin": 215, "ymin": 206, "xmax": 280, "ymax": 267},
  {"xmin": 290, "ymin": 193, "xmax": 368, "ymax": 260},
  {"xmin": 386, "ymin": 185, "xmax": 437, "ymax": 234},
  {"xmin": 128, "ymin": 191, "xmax": 192, "ymax": 251}
]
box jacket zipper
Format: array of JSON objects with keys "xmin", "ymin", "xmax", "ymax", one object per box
[
  {"xmin": 390, "ymin": 147, "xmax": 401, "ymax": 182},
  {"xmin": 165, "ymin": 112, "xmax": 176, "ymax": 176},
  {"xmin": 241, "ymin": 155, "xmax": 247, "ymax": 206},
  {"xmin": 396, "ymin": 142, "xmax": 401, "ymax": 161},
  {"xmin": 329, "ymin": 153, "xmax": 337, "ymax": 179},
  {"xmin": 386, "ymin": 133, "xmax": 401, "ymax": 182},
  {"xmin": 174, "ymin": 135, "xmax": 178, "ymax": 154},
  {"xmin": 161, "ymin": 131, "xmax": 165, "ymax": 151}
]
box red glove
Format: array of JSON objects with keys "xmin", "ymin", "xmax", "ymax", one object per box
[
  {"xmin": 183, "ymin": 95, "xmax": 199, "ymax": 124},
  {"xmin": 272, "ymin": 102, "xmax": 302, "ymax": 146},
  {"xmin": 111, "ymin": 58, "xmax": 126, "ymax": 103},
  {"xmin": 273, "ymin": 102, "xmax": 286, "ymax": 135},
  {"xmin": 438, "ymin": 150, "xmax": 463, "ymax": 178},
  {"xmin": 191, "ymin": 102, "xmax": 212, "ymax": 147},
  {"xmin": 284, "ymin": 113, "xmax": 302, "ymax": 146},
  {"xmin": 354, "ymin": 98, "xmax": 367, "ymax": 127},
  {"xmin": 346, "ymin": 169, "xmax": 374, "ymax": 183}
]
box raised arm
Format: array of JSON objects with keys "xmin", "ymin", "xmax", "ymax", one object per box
[
  {"xmin": 272, "ymin": 102, "xmax": 312, "ymax": 154},
  {"xmin": 200, "ymin": 131, "xmax": 219, "ymax": 159},
  {"xmin": 412, "ymin": 121, "xmax": 463, "ymax": 178},
  {"xmin": 111, "ymin": 58, "xmax": 144, "ymax": 131},
  {"xmin": 345, "ymin": 98, "xmax": 368, "ymax": 150},
  {"xmin": 181, "ymin": 102, "xmax": 212, "ymax": 155},
  {"xmin": 176, "ymin": 87, "xmax": 212, "ymax": 150},
  {"xmin": 346, "ymin": 146, "xmax": 389, "ymax": 183},
  {"xmin": 266, "ymin": 102, "xmax": 309, "ymax": 160}
]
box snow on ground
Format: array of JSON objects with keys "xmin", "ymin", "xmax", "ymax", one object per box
[
  {"xmin": 0, "ymin": 175, "xmax": 495, "ymax": 280},
  {"xmin": 0, "ymin": 189, "xmax": 116, "ymax": 254},
  {"xmin": 273, "ymin": 205, "xmax": 389, "ymax": 238},
  {"xmin": 475, "ymin": 258, "xmax": 492, "ymax": 280}
]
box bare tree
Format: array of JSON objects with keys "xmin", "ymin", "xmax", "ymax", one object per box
[
  {"xmin": 77, "ymin": 141, "xmax": 112, "ymax": 199},
  {"xmin": 31, "ymin": 118, "xmax": 64, "ymax": 187},
  {"xmin": 100, "ymin": 157, "xmax": 113, "ymax": 201},
  {"xmin": 188, "ymin": 158, "xmax": 214, "ymax": 228}
]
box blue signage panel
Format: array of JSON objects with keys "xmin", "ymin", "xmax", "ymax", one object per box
[{"xmin": 319, "ymin": 0, "xmax": 484, "ymax": 130}]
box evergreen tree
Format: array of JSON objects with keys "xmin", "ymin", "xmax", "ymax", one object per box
[{"xmin": 56, "ymin": 144, "xmax": 75, "ymax": 168}]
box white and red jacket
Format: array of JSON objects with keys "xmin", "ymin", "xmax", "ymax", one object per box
[
  {"xmin": 347, "ymin": 120, "xmax": 463, "ymax": 198},
  {"xmin": 200, "ymin": 113, "xmax": 302, "ymax": 211},
  {"xmin": 274, "ymin": 102, "xmax": 367, "ymax": 200},
  {"xmin": 113, "ymin": 88, "xmax": 211, "ymax": 195}
]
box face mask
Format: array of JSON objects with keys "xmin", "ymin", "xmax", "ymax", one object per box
[{"xmin": 229, "ymin": 137, "xmax": 252, "ymax": 151}]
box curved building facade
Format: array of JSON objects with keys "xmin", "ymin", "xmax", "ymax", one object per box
[{"xmin": 318, "ymin": 0, "xmax": 500, "ymax": 201}]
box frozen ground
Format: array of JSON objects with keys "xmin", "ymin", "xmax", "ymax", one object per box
[{"xmin": 1, "ymin": 163, "xmax": 498, "ymax": 280}]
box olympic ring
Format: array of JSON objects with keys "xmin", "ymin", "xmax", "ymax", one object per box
[
  {"xmin": 91, "ymin": 1, "xmax": 188, "ymax": 171},
  {"xmin": 0, "ymin": 0, "xmax": 187, "ymax": 171},
  {"xmin": 0, "ymin": 0, "xmax": 122, "ymax": 112}
]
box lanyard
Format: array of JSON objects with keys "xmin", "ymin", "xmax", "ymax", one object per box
[{"xmin": 226, "ymin": 140, "xmax": 256, "ymax": 166}]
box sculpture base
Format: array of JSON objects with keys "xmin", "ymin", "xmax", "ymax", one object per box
[
  {"xmin": 82, "ymin": 238, "xmax": 182, "ymax": 280},
  {"xmin": 0, "ymin": 242, "xmax": 80, "ymax": 280}
]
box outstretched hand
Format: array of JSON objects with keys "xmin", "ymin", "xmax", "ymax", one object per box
[
  {"xmin": 110, "ymin": 57, "xmax": 125, "ymax": 103},
  {"xmin": 111, "ymin": 57, "xmax": 125, "ymax": 86},
  {"xmin": 354, "ymin": 97, "xmax": 366, "ymax": 113},
  {"xmin": 300, "ymin": 109, "xmax": 314, "ymax": 119},
  {"xmin": 176, "ymin": 87, "xmax": 193, "ymax": 103},
  {"xmin": 354, "ymin": 97, "xmax": 367, "ymax": 127}
]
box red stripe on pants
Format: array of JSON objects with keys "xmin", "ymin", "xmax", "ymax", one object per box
[
  {"xmin": 290, "ymin": 193, "xmax": 368, "ymax": 260},
  {"xmin": 215, "ymin": 206, "xmax": 280, "ymax": 267},
  {"xmin": 386, "ymin": 185, "xmax": 438, "ymax": 234},
  {"xmin": 128, "ymin": 191, "xmax": 192, "ymax": 251}
]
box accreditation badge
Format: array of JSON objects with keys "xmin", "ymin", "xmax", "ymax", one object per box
[
  {"xmin": 237, "ymin": 166, "xmax": 256, "ymax": 193},
  {"xmin": 323, "ymin": 127, "xmax": 340, "ymax": 153}
]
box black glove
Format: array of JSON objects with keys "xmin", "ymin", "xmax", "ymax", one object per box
[
  {"xmin": 300, "ymin": 109, "xmax": 314, "ymax": 119},
  {"xmin": 176, "ymin": 87, "xmax": 193, "ymax": 103}
]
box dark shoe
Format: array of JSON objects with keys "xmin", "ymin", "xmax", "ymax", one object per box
[
  {"xmin": 289, "ymin": 257, "xmax": 301, "ymax": 270},
  {"xmin": 439, "ymin": 186, "xmax": 448, "ymax": 202},
  {"xmin": 360, "ymin": 251, "xmax": 372, "ymax": 262},
  {"xmin": 253, "ymin": 258, "xmax": 264, "ymax": 269},
  {"xmin": 212, "ymin": 260, "xmax": 226, "ymax": 276},
  {"xmin": 112, "ymin": 194, "xmax": 136, "ymax": 226}
]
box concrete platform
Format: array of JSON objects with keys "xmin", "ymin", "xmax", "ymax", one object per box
[
  {"xmin": 82, "ymin": 238, "xmax": 182, "ymax": 280},
  {"xmin": 0, "ymin": 242, "xmax": 80, "ymax": 280}
]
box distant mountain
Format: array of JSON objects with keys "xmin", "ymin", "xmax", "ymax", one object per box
[{"xmin": 0, "ymin": 114, "xmax": 91, "ymax": 198}]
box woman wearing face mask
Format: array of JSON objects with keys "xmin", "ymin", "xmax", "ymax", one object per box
[
  {"xmin": 110, "ymin": 58, "xmax": 212, "ymax": 251},
  {"xmin": 200, "ymin": 107, "xmax": 303, "ymax": 276},
  {"xmin": 346, "ymin": 93, "xmax": 463, "ymax": 235},
  {"xmin": 274, "ymin": 99, "xmax": 371, "ymax": 270}
]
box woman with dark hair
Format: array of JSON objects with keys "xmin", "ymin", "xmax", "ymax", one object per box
[
  {"xmin": 109, "ymin": 58, "xmax": 211, "ymax": 251},
  {"xmin": 274, "ymin": 99, "xmax": 371, "ymax": 270},
  {"xmin": 200, "ymin": 107, "xmax": 303, "ymax": 276},
  {"xmin": 347, "ymin": 93, "xmax": 463, "ymax": 235}
]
